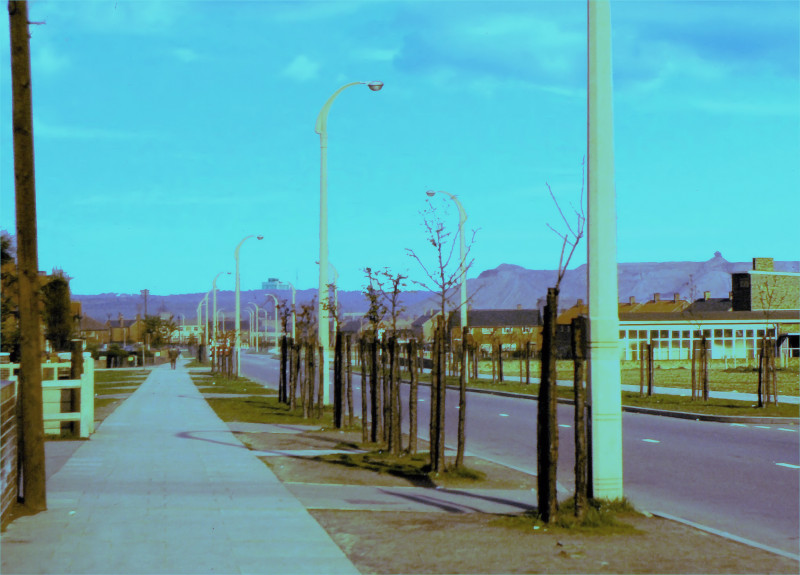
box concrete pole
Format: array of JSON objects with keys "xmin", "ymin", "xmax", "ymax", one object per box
[
  {"xmin": 265, "ymin": 294, "xmax": 280, "ymax": 353},
  {"xmin": 587, "ymin": 0, "xmax": 623, "ymax": 500},
  {"xmin": 248, "ymin": 303, "xmax": 259, "ymax": 351},
  {"xmin": 9, "ymin": 0, "xmax": 46, "ymax": 512},
  {"xmin": 235, "ymin": 235, "xmax": 262, "ymax": 377},
  {"xmin": 316, "ymin": 81, "xmax": 383, "ymax": 405},
  {"xmin": 212, "ymin": 272, "xmax": 229, "ymax": 367}
]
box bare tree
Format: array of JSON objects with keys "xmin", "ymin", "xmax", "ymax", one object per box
[
  {"xmin": 406, "ymin": 198, "xmax": 476, "ymax": 472},
  {"xmin": 361, "ymin": 270, "xmax": 387, "ymax": 443},
  {"xmin": 538, "ymin": 161, "xmax": 585, "ymax": 523}
]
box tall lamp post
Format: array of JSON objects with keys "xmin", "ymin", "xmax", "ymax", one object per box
[
  {"xmin": 212, "ymin": 272, "xmax": 231, "ymax": 368},
  {"xmin": 248, "ymin": 303, "xmax": 260, "ymax": 351},
  {"xmin": 264, "ymin": 293, "xmax": 280, "ymax": 353},
  {"xmin": 587, "ymin": 0, "xmax": 623, "ymax": 499},
  {"xmin": 316, "ymin": 80, "xmax": 383, "ymax": 404},
  {"xmin": 426, "ymin": 189, "xmax": 469, "ymax": 381},
  {"xmin": 235, "ymin": 234, "xmax": 264, "ymax": 377}
]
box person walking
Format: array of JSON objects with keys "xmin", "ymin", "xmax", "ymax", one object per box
[{"xmin": 169, "ymin": 347, "xmax": 179, "ymax": 369}]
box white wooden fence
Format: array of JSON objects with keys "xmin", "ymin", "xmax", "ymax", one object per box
[{"xmin": 0, "ymin": 352, "xmax": 95, "ymax": 438}]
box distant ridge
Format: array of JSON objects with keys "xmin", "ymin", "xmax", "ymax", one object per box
[{"xmin": 74, "ymin": 254, "xmax": 799, "ymax": 322}]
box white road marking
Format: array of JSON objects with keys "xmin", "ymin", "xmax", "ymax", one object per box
[
  {"xmin": 559, "ymin": 424, "xmax": 571, "ymax": 428},
  {"xmin": 776, "ymin": 463, "xmax": 800, "ymax": 469},
  {"xmin": 731, "ymin": 423, "xmax": 747, "ymax": 427},
  {"xmin": 754, "ymin": 425, "xmax": 770, "ymax": 429},
  {"xmin": 499, "ymin": 413, "xmax": 510, "ymax": 417},
  {"xmin": 778, "ymin": 428, "xmax": 798, "ymax": 432},
  {"xmin": 642, "ymin": 439, "xmax": 660, "ymax": 443}
]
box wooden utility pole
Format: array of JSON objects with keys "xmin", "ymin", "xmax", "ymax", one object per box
[{"xmin": 9, "ymin": 0, "xmax": 47, "ymax": 512}]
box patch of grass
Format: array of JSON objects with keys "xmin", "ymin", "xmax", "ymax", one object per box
[
  {"xmin": 621, "ymin": 366, "xmax": 799, "ymax": 396},
  {"xmin": 192, "ymin": 373, "xmax": 275, "ymax": 395},
  {"xmin": 205, "ymin": 395, "xmax": 334, "ymax": 425},
  {"xmin": 184, "ymin": 359, "xmax": 210, "ymax": 368},
  {"xmin": 495, "ymin": 497, "xmax": 640, "ymax": 535},
  {"xmin": 95, "ymin": 370, "xmax": 148, "ymax": 385},
  {"xmin": 622, "ymin": 391, "xmax": 799, "ymax": 418},
  {"xmin": 94, "ymin": 397, "xmax": 121, "ymax": 409}
]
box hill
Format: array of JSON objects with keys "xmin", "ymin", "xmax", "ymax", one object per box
[{"xmin": 74, "ymin": 253, "xmax": 799, "ymax": 323}]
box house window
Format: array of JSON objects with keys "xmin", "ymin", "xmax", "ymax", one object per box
[
  {"xmin": 482, "ymin": 328, "xmax": 493, "ymax": 335},
  {"xmin": 619, "ymin": 331, "xmax": 626, "ymax": 339},
  {"xmin": 521, "ymin": 327, "xmax": 533, "ymax": 334},
  {"xmin": 502, "ymin": 328, "xmax": 513, "ymax": 334}
]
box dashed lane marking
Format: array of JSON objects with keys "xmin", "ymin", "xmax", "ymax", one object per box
[
  {"xmin": 778, "ymin": 428, "xmax": 798, "ymax": 432},
  {"xmin": 754, "ymin": 425, "xmax": 771, "ymax": 429},
  {"xmin": 499, "ymin": 413, "xmax": 510, "ymax": 417},
  {"xmin": 776, "ymin": 463, "xmax": 800, "ymax": 469},
  {"xmin": 559, "ymin": 424, "xmax": 572, "ymax": 428},
  {"xmin": 642, "ymin": 439, "xmax": 660, "ymax": 443},
  {"xmin": 731, "ymin": 423, "xmax": 747, "ymax": 427}
]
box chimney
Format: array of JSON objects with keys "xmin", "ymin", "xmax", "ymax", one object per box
[
  {"xmin": 728, "ymin": 291, "xmax": 733, "ymax": 300},
  {"xmin": 752, "ymin": 257, "xmax": 774, "ymax": 272},
  {"xmin": 653, "ymin": 293, "xmax": 660, "ymax": 302},
  {"xmin": 704, "ymin": 291, "xmax": 710, "ymax": 301},
  {"xmin": 673, "ymin": 293, "xmax": 680, "ymax": 303},
  {"xmin": 576, "ymin": 299, "xmax": 583, "ymax": 307},
  {"xmin": 516, "ymin": 304, "xmax": 522, "ymax": 310},
  {"xmin": 629, "ymin": 296, "xmax": 635, "ymax": 305}
]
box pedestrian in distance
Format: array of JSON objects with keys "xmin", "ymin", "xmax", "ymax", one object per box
[{"xmin": 169, "ymin": 347, "xmax": 179, "ymax": 369}]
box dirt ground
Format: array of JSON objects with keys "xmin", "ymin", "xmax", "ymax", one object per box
[{"xmin": 233, "ymin": 425, "xmax": 799, "ymax": 574}]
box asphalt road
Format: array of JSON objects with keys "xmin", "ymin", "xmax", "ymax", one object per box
[{"xmin": 240, "ymin": 353, "xmax": 799, "ymax": 557}]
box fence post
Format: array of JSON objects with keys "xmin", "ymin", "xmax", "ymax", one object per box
[{"xmin": 80, "ymin": 352, "xmax": 95, "ymax": 436}]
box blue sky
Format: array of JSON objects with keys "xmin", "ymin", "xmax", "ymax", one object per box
[{"xmin": 1, "ymin": 0, "xmax": 798, "ymax": 296}]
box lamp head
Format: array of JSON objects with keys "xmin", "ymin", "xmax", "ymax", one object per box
[
  {"xmin": 257, "ymin": 235, "xmax": 264, "ymax": 240},
  {"xmin": 367, "ymin": 81, "xmax": 384, "ymax": 92},
  {"xmin": 426, "ymin": 190, "xmax": 436, "ymax": 198}
]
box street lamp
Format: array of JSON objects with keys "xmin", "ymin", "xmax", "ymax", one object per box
[
  {"xmin": 212, "ymin": 272, "xmax": 231, "ymax": 369},
  {"xmin": 247, "ymin": 303, "xmax": 260, "ymax": 351},
  {"xmin": 587, "ymin": 0, "xmax": 623, "ymax": 499},
  {"xmin": 281, "ymin": 280, "xmax": 297, "ymax": 340},
  {"xmin": 264, "ymin": 293, "xmax": 280, "ymax": 353},
  {"xmin": 315, "ymin": 80, "xmax": 382, "ymax": 405},
  {"xmin": 235, "ymin": 234, "xmax": 264, "ymax": 377},
  {"xmin": 427, "ymin": 189, "xmax": 469, "ymax": 381}
]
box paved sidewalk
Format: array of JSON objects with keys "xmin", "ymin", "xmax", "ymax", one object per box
[{"xmin": 1, "ymin": 360, "xmax": 359, "ymax": 575}]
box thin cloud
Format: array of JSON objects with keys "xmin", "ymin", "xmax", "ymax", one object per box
[
  {"xmin": 34, "ymin": 119, "xmax": 153, "ymax": 141},
  {"xmin": 172, "ymin": 47, "xmax": 200, "ymax": 63},
  {"xmin": 282, "ymin": 55, "xmax": 320, "ymax": 82}
]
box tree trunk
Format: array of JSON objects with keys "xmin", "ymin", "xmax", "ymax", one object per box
[
  {"xmin": 456, "ymin": 334, "xmax": 467, "ymax": 468},
  {"xmin": 279, "ymin": 336, "xmax": 287, "ymax": 404},
  {"xmin": 498, "ymin": 343, "xmax": 504, "ymax": 382},
  {"xmin": 491, "ymin": 341, "xmax": 496, "ymax": 384},
  {"xmin": 572, "ymin": 316, "xmax": 588, "ymax": 519},
  {"xmin": 289, "ymin": 341, "xmax": 299, "ymax": 411},
  {"xmin": 473, "ymin": 342, "xmax": 479, "ymax": 379},
  {"xmin": 408, "ymin": 339, "xmax": 418, "ymax": 454},
  {"xmin": 333, "ymin": 331, "xmax": 343, "ymax": 428},
  {"xmin": 435, "ymin": 319, "xmax": 446, "ymax": 472},
  {"xmin": 525, "ymin": 341, "xmax": 531, "ymax": 385},
  {"xmin": 691, "ymin": 340, "xmax": 697, "ymax": 401},
  {"xmin": 360, "ymin": 337, "xmax": 368, "ymax": 443},
  {"xmin": 647, "ymin": 339, "xmax": 654, "ymax": 397},
  {"xmin": 317, "ymin": 346, "xmax": 324, "ymax": 420},
  {"xmin": 346, "ymin": 335, "xmax": 354, "ymax": 428},
  {"xmin": 370, "ymin": 337, "xmax": 379, "ymax": 443},
  {"xmin": 430, "ymin": 330, "xmax": 439, "ymax": 468},
  {"xmin": 757, "ymin": 337, "xmax": 765, "ymax": 408},
  {"xmin": 640, "ymin": 341, "xmax": 646, "ymax": 397},
  {"xmin": 302, "ymin": 343, "xmax": 310, "ymax": 418},
  {"xmin": 537, "ymin": 287, "xmax": 559, "ymax": 523},
  {"xmin": 382, "ymin": 338, "xmax": 390, "ymax": 444},
  {"xmin": 701, "ymin": 336, "xmax": 709, "ymax": 402}
]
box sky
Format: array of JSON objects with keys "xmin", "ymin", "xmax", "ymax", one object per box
[{"xmin": 1, "ymin": 0, "xmax": 798, "ymax": 296}]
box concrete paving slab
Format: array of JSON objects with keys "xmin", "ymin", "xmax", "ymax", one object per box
[{"xmin": 1, "ymin": 361, "xmax": 359, "ymax": 575}]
